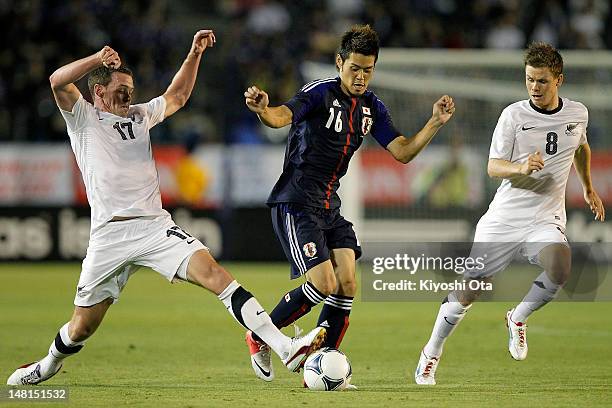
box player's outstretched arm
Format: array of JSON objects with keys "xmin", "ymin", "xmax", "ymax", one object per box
[
  {"xmin": 386, "ymin": 95, "xmax": 455, "ymax": 163},
  {"xmin": 49, "ymin": 46, "xmax": 121, "ymax": 112},
  {"xmin": 488, "ymin": 151, "xmax": 544, "ymax": 178},
  {"xmin": 244, "ymin": 86, "xmax": 292, "ymax": 128},
  {"xmin": 162, "ymin": 29, "xmax": 216, "ymax": 118},
  {"xmin": 574, "ymin": 143, "xmax": 605, "ymax": 221}
]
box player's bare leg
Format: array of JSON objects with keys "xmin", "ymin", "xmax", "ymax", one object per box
[
  {"xmin": 306, "ymin": 261, "xmax": 338, "ymax": 296},
  {"xmin": 187, "ymin": 250, "xmax": 326, "ymax": 373},
  {"xmin": 507, "ymin": 244, "xmax": 571, "ymax": 360},
  {"xmin": 7, "ymin": 298, "xmax": 113, "ymax": 385},
  {"xmin": 67, "ymin": 298, "xmax": 114, "ymax": 342},
  {"xmin": 415, "ymin": 277, "xmax": 490, "ymax": 385},
  {"xmin": 317, "ymin": 248, "xmax": 356, "ymax": 348},
  {"xmin": 331, "ymin": 249, "xmax": 357, "ymax": 297},
  {"xmin": 185, "ymin": 249, "xmax": 234, "ymax": 294}
]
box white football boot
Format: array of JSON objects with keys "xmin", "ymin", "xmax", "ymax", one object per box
[
  {"xmin": 506, "ymin": 308, "xmax": 528, "ymax": 360},
  {"xmin": 245, "ymin": 330, "xmax": 274, "ymax": 381},
  {"xmin": 282, "ymin": 326, "xmax": 326, "ymax": 372},
  {"xmin": 7, "ymin": 361, "xmax": 62, "ymax": 385},
  {"xmin": 414, "ymin": 349, "xmax": 440, "ymax": 385}
]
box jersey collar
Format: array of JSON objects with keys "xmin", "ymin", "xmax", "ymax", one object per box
[
  {"xmin": 95, "ymin": 107, "xmax": 134, "ymax": 122},
  {"xmin": 95, "ymin": 108, "xmax": 117, "ymax": 121},
  {"xmin": 529, "ymin": 97, "xmax": 563, "ymax": 115}
]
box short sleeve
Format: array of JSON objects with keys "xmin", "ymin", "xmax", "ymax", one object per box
[
  {"xmin": 371, "ymin": 98, "xmax": 400, "ymax": 148},
  {"xmin": 489, "ymin": 108, "xmax": 516, "ymax": 160},
  {"xmin": 59, "ymin": 96, "xmax": 91, "ymax": 132},
  {"xmin": 579, "ymin": 107, "xmax": 588, "ymax": 145},
  {"xmin": 145, "ymin": 96, "xmax": 167, "ymax": 129},
  {"xmin": 579, "ymin": 125, "xmax": 588, "ymax": 145},
  {"xmin": 284, "ymin": 89, "xmax": 323, "ymax": 123}
]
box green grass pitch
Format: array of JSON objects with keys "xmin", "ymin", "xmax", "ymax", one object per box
[{"xmin": 1, "ymin": 263, "xmax": 611, "ymax": 407}]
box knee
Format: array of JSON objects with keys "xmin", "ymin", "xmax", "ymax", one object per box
[
  {"xmin": 190, "ymin": 261, "xmax": 233, "ymax": 294},
  {"xmin": 68, "ymin": 321, "xmax": 96, "ymax": 342},
  {"xmin": 456, "ymin": 288, "xmax": 479, "ymax": 306},
  {"xmin": 312, "ymin": 273, "xmax": 337, "ymax": 297},
  {"xmin": 540, "ymin": 245, "xmax": 571, "ymax": 285},
  {"xmin": 548, "ymin": 265, "xmax": 570, "ymax": 285},
  {"xmin": 456, "ymin": 293, "xmax": 475, "ymax": 307},
  {"xmin": 337, "ymin": 275, "xmax": 357, "ymax": 296},
  {"xmin": 68, "ymin": 298, "xmax": 112, "ymax": 342}
]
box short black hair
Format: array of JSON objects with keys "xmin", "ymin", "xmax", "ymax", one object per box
[
  {"xmin": 338, "ymin": 24, "xmax": 380, "ymax": 63},
  {"xmin": 87, "ymin": 66, "xmax": 133, "ymax": 98},
  {"xmin": 524, "ymin": 42, "xmax": 563, "ymax": 77}
]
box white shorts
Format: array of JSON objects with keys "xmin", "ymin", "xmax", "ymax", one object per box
[
  {"xmin": 465, "ymin": 214, "xmax": 569, "ymax": 279},
  {"xmin": 74, "ymin": 214, "xmax": 207, "ymax": 307}
]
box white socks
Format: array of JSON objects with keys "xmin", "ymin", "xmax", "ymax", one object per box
[
  {"xmin": 422, "ymin": 271, "xmax": 563, "ymax": 359},
  {"xmin": 218, "ymin": 280, "xmax": 290, "ymax": 358},
  {"xmin": 512, "ymin": 271, "xmax": 562, "ymax": 322},
  {"xmin": 424, "ymin": 292, "xmax": 471, "ymax": 358},
  {"xmin": 39, "ymin": 322, "xmax": 85, "ymax": 375}
]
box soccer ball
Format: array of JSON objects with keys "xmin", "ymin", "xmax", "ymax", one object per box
[{"xmin": 303, "ymin": 347, "xmax": 352, "ymax": 391}]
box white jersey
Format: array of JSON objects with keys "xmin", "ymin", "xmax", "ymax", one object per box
[
  {"xmin": 485, "ymin": 97, "xmax": 588, "ymax": 228},
  {"xmin": 60, "ymin": 95, "xmax": 169, "ymax": 232}
]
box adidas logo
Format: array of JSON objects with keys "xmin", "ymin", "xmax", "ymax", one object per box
[
  {"xmin": 333, "ymin": 99, "xmax": 341, "ymax": 108},
  {"xmin": 319, "ymin": 320, "xmax": 330, "ymax": 328}
]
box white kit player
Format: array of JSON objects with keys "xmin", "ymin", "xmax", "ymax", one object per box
[
  {"xmin": 414, "ymin": 42, "xmax": 605, "ymax": 385},
  {"xmin": 7, "ymin": 30, "xmax": 326, "ymax": 386}
]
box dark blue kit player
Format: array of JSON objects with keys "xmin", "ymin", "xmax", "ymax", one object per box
[{"xmin": 243, "ymin": 24, "xmax": 456, "ymax": 382}]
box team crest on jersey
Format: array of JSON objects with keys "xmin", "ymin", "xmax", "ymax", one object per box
[
  {"xmin": 362, "ymin": 116, "xmax": 373, "ymax": 135},
  {"xmin": 565, "ymin": 123, "xmax": 579, "ymax": 136},
  {"xmin": 303, "ymin": 242, "xmax": 317, "ymax": 258}
]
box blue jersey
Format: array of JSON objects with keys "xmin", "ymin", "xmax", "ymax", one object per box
[{"xmin": 267, "ymin": 77, "xmax": 400, "ymax": 209}]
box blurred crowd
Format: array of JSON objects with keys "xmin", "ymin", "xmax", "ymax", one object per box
[{"xmin": 1, "ymin": 0, "xmax": 611, "ymax": 144}]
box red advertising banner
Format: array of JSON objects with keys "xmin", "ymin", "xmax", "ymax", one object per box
[
  {"xmin": 360, "ymin": 149, "xmax": 413, "ymax": 205},
  {"xmin": 3, "ymin": 144, "xmax": 608, "ymax": 212},
  {"xmin": 0, "ymin": 145, "xmax": 73, "ymax": 204}
]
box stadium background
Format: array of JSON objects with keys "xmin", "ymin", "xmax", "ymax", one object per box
[
  {"xmin": 1, "ymin": 1, "xmax": 611, "ymax": 406},
  {"xmin": 2, "ymin": 0, "xmax": 612, "ymax": 263}
]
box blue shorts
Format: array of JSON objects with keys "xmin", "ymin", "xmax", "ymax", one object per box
[{"xmin": 271, "ymin": 203, "xmax": 362, "ymax": 279}]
